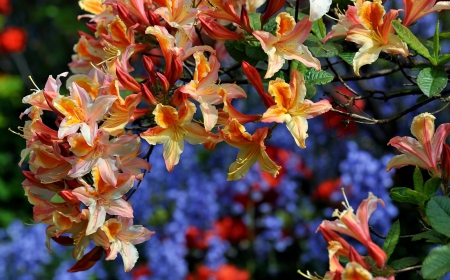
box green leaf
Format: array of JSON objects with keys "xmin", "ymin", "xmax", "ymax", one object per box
[
  {"xmin": 311, "ymin": 17, "xmax": 326, "ymax": 40},
  {"xmin": 423, "ymin": 177, "xmax": 442, "ymax": 198},
  {"xmin": 389, "ymin": 257, "xmax": 421, "ymax": 270},
  {"xmin": 426, "ymin": 196, "xmax": 450, "ymax": 238},
  {"xmin": 249, "ymin": 12, "xmax": 261, "ymax": 31},
  {"xmin": 339, "ymin": 52, "xmax": 356, "ymax": 66},
  {"xmin": 305, "ymin": 83, "xmax": 317, "ymax": 99},
  {"xmin": 389, "ymin": 187, "xmax": 427, "ymax": 205},
  {"xmin": 304, "ymin": 68, "xmax": 334, "ymax": 85},
  {"xmin": 438, "ymin": 54, "xmax": 450, "ymax": 65},
  {"xmin": 412, "ymin": 64, "xmax": 432, "ymax": 71},
  {"xmin": 413, "ymin": 167, "xmax": 424, "ymax": 193},
  {"xmin": 225, "ymin": 41, "xmax": 258, "ymax": 65},
  {"xmin": 412, "ymin": 229, "xmax": 447, "ymax": 244},
  {"xmin": 433, "ymin": 21, "xmax": 440, "ymax": 62},
  {"xmin": 438, "ymin": 31, "xmax": 450, "ymax": 39},
  {"xmin": 421, "ymin": 244, "xmax": 450, "ymax": 279},
  {"xmin": 391, "ymin": 20, "xmax": 434, "ymax": 63},
  {"xmin": 245, "ymin": 45, "xmax": 268, "ymax": 61},
  {"xmin": 263, "ymin": 17, "xmax": 277, "ymax": 32},
  {"xmin": 382, "ymin": 220, "xmax": 400, "ymax": 262},
  {"xmin": 417, "ymin": 67, "xmax": 448, "ymax": 97},
  {"xmin": 307, "ymin": 42, "xmax": 342, "ymax": 58},
  {"xmin": 290, "ymin": 60, "xmax": 308, "ymax": 75},
  {"xmin": 416, "ymin": 95, "xmax": 430, "ymax": 103}
]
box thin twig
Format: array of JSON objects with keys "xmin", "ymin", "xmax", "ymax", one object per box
[
  {"xmin": 183, "ymin": 62, "xmax": 194, "ymax": 79},
  {"xmin": 396, "ymin": 265, "xmax": 422, "ymax": 274},
  {"xmin": 369, "ymin": 226, "xmax": 421, "ymax": 239},
  {"xmin": 330, "ymin": 91, "xmax": 446, "ymax": 124},
  {"xmin": 334, "ymin": 66, "xmax": 400, "ymax": 82},
  {"xmin": 326, "ymin": 58, "xmax": 361, "ymax": 96},
  {"xmin": 294, "ymin": 0, "xmax": 300, "ymax": 22},
  {"xmin": 126, "ymin": 145, "xmax": 154, "ymax": 201}
]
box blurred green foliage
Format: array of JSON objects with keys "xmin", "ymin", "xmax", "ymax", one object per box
[{"xmin": 0, "ymin": 0, "xmax": 88, "ymax": 227}]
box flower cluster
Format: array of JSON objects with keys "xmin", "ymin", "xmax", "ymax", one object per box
[{"xmin": 14, "ymin": 0, "xmax": 450, "ymax": 275}]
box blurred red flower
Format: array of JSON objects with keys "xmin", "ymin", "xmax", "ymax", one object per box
[
  {"xmin": 0, "ymin": 0, "xmax": 11, "ymax": 15},
  {"xmin": 185, "ymin": 226, "xmax": 213, "ymax": 250},
  {"xmin": 215, "ymin": 216, "xmax": 248, "ymax": 244},
  {"xmin": 312, "ymin": 178, "xmax": 342, "ymax": 202},
  {"xmin": 0, "ymin": 27, "xmax": 27, "ymax": 53},
  {"xmin": 187, "ymin": 264, "xmax": 250, "ymax": 280}
]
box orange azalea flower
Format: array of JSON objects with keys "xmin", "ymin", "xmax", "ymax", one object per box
[
  {"xmin": 253, "ymin": 13, "xmax": 320, "ymax": 78},
  {"xmin": 201, "ymin": 0, "xmax": 241, "ymax": 24},
  {"xmin": 319, "ymin": 193, "xmax": 387, "ymax": 269},
  {"xmin": 260, "ymin": 69, "xmax": 332, "ymax": 148},
  {"xmin": 52, "ymin": 82, "xmax": 117, "ymax": 146},
  {"xmin": 220, "ymin": 119, "xmax": 281, "ymax": 181},
  {"xmin": 21, "ymin": 72, "xmax": 68, "ymax": 122},
  {"xmin": 387, "ymin": 113, "xmax": 450, "ymax": 176},
  {"xmin": 402, "ymin": 0, "xmax": 450, "ymax": 27},
  {"xmin": 79, "ymin": 0, "xmax": 106, "ymax": 15},
  {"xmin": 322, "ymin": 5, "xmax": 361, "ymax": 43},
  {"xmin": 181, "ymin": 51, "xmax": 246, "ymax": 131},
  {"xmin": 154, "ymin": 0, "xmax": 198, "ymax": 28},
  {"xmin": 346, "ymin": 0, "xmax": 409, "ymax": 75},
  {"xmin": 101, "ymin": 79, "xmax": 147, "ymax": 136},
  {"xmin": 72, "ymin": 166, "xmax": 135, "ymax": 235},
  {"xmin": 67, "ymin": 129, "xmax": 145, "ymax": 187},
  {"xmin": 100, "ymin": 217, "xmax": 155, "ymax": 272},
  {"xmin": 141, "ymin": 100, "xmax": 220, "ymax": 171},
  {"xmin": 218, "ymin": 88, "xmax": 260, "ymax": 125}
]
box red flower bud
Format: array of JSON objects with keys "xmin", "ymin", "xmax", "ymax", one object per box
[
  {"xmin": 117, "ymin": 3, "xmax": 136, "ymax": 28},
  {"xmin": 156, "ymin": 72, "xmax": 170, "ymax": 94},
  {"xmin": 68, "ymin": 246, "xmax": 104, "ymax": 272},
  {"xmin": 116, "ymin": 65, "xmax": 141, "ymax": 92},
  {"xmin": 141, "ymin": 84, "xmax": 158, "ymax": 105},
  {"xmin": 0, "ymin": 27, "xmax": 27, "ymax": 54},
  {"xmin": 143, "ymin": 55, "xmax": 157, "ymax": 85},
  {"xmin": 51, "ymin": 236, "xmax": 74, "ymax": 246},
  {"xmin": 261, "ymin": 0, "xmax": 286, "ymax": 24},
  {"xmin": 146, "ymin": 9, "xmax": 161, "ymax": 26},
  {"xmin": 198, "ymin": 15, "xmax": 244, "ymax": 41},
  {"xmin": 240, "ymin": 6, "xmax": 253, "ymax": 34},
  {"xmin": 241, "ymin": 61, "xmax": 276, "ymax": 108},
  {"xmin": 59, "ymin": 190, "xmax": 80, "ymax": 204},
  {"xmin": 441, "ymin": 143, "xmax": 450, "ymax": 183},
  {"xmin": 85, "ymin": 22, "xmax": 97, "ymax": 34},
  {"xmin": 165, "ymin": 53, "xmax": 183, "ymax": 86}
]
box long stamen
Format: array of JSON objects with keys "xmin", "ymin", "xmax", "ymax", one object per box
[
  {"xmin": 341, "ymin": 187, "xmax": 351, "ymax": 209},
  {"xmin": 28, "ymin": 76, "xmax": 41, "ymax": 91}
]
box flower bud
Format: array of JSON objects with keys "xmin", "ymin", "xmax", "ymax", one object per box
[
  {"xmin": 241, "ymin": 61, "xmax": 275, "ymax": 108},
  {"xmin": 441, "ymin": 143, "xmax": 450, "ymax": 184},
  {"xmin": 198, "ymin": 15, "xmax": 244, "ymax": 41},
  {"xmin": 116, "ymin": 65, "xmax": 141, "ymax": 92},
  {"xmin": 240, "ymin": 6, "xmax": 253, "ymax": 34},
  {"xmin": 261, "ymin": 0, "xmax": 286, "ymax": 24}
]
